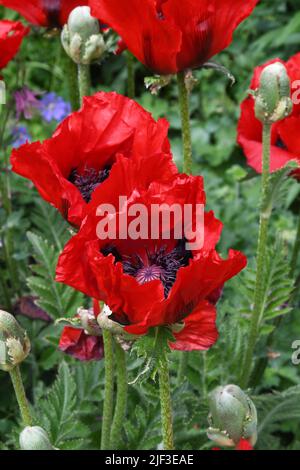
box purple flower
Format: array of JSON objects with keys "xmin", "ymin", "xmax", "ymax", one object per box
[
  {"xmin": 11, "ymin": 125, "xmax": 31, "ymax": 148},
  {"xmin": 14, "ymin": 87, "xmax": 41, "ymax": 120},
  {"xmin": 40, "ymin": 93, "xmax": 71, "ymax": 123}
]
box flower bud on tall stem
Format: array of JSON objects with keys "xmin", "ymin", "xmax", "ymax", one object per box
[
  {"xmin": 61, "ymin": 6, "xmax": 106, "ymax": 103},
  {"xmin": 0, "ymin": 310, "xmax": 33, "ymax": 426},
  {"xmin": 240, "ymin": 62, "xmax": 292, "ymax": 388}
]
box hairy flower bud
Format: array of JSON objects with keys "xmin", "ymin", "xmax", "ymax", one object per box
[
  {"xmin": 0, "ymin": 310, "xmax": 31, "ymax": 371},
  {"xmin": 207, "ymin": 384, "xmax": 257, "ymax": 447},
  {"xmin": 254, "ymin": 62, "xmax": 293, "ymax": 123},
  {"xmin": 61, "ymin": 6, "xmax": 105, "ymax": 65},
  {"xmin": 97, "ymin": 304, "xmax": 126, "ymax": 335},
  {"xmin": 77, "ymin": 307, "xmax": 102, "ymax": 336},
  {"xmin": 19, "ymin": 426, "xmax": 56, "ymax": 450}
]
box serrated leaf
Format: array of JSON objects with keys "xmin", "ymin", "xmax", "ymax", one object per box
[
  {"xmin": 130, "ymin": 327, "xmax": 175, "ymax": 384},
  {"xmin": 36, "ymin": 363, "xmax": 89, "ymax": 449},
  {"xmin": 26, "ymin": 231, "xmax": 84, "ymax": 319}
]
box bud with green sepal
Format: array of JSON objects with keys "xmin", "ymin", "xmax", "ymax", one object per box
[
  {"xmin": 207, "ymin": 384, "xmax": 257, "ymax": 448},
  {"xmin": 61, "ymin": 6, "xmax": 105, "ymax": 65},
  {"xmin": 20, "ymin": 426, "xmax": 57, "ymax": 450},
  {"xmin": 252, "ymin": 62, "xmax": 293, "ymax": 123},
  {"xmin": 0, "ymin": 310, "xmax": 31, "ymax": 372}
]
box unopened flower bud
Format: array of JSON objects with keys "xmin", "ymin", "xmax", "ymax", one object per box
[
  {"xmin": 0, "ymin": 310, "xmax": 31, "ymax": 371},
  {"xmin": 254, "ymin": 62, "xmax": 293, "ymax": 123},
  {"xmin": 61, "ymin": 6, "xmax": 105, "ymax": 65},
  {"xmin": 97, "ymin": 304, "xmax": 126, "ymax": 335},
  {"xmin": 207, "ymin": 384, "xmax": 257, "ymax": 447},
  {"xmin": 19, "ymin": 426, "xmax": 56, "ymax": 450},
  {"xmin": 77, "ymin": 307, "xmax": 102, "ymax": 336}
]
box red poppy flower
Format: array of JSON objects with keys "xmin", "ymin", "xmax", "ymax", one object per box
[
  {"xmin": 90, "ymin": 0, "xmax": 258, "ymax": 75},
  {"xmin": 59, "ymin": 325, "xmax": 104, "ymax": 361},
  {"xmin": 11, "ymin": 91, "xmax": 176, "ymax": 227},
  {"xmin": 56, "ymin": 166, "xmax": 247, "ymax": 351},
  {"xmin": 237, "ymin": 54, "xmax": 300, "ymax": 175},
  {"xmin": 0, "ymin": 1, "xmax": 89, "ymax": 28},
  {"xmin": 0, "ymin": 20, "xmax": 29, "ymax": 70}
]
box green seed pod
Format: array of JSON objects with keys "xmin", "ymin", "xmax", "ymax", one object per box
[
  {"xmin": 61, "ymin": 6, "xmax": 105, "ymax": 65},
  {"xmin": 19, "ymin": 426, "xmax": 56, "ymax": 450},
  {"xmin": 207, "ymin": 384, "xmax": 257, "ymax": 447},
  {"xmin": 0, "ymin": 310, "xmax": 31, "ymax": 372},
  {"xmin": 254, "ymin": 62, "xmax": 293, "ymax": 123}
]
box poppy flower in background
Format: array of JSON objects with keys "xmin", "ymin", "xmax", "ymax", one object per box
[
  {"xmin": 90, "ymin": 0, "xmax": 259, "ymax": 75},
  {"xmin": 0, "ymin": 20, "xmax": 28, "ymax": 69},
  {"xmin": 11, "ymin": 91, "xmax": 176, "ymax": 227},
  {"xmin": 59, "ymin": 325, "xmax": 104, "ymax": 361},
  {"xmin": 237, "ymin": 54, "xmax": 300, "ymax": 175},
  {"xmin": 0, "ymin": 1, "xmax": 88, "ymax": 28},
  {"xmin": 56, "ymin": 167, "xmax": 247, "ymax": 351}
]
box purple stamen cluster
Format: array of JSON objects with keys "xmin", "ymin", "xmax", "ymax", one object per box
[
  {"xmin": 69, "ymin": 166, "xmax": 111, "ymax": 202},
  {"xmin": 103, "ymin": 241, "xmax": 192, "ymax": 298}
]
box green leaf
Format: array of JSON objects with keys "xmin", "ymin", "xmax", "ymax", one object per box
[
  {"xmin": 36, "ymin": 363, "xmax": 89, "ymax": 449},
  {"xmin": 130, "ymin": 327, "xmax": 175, "ymax": 384},
  {"xmin": 236, "ymin": 242, "xmax": 294, "ymax": 329},
  {"xmin": 26, "ymin": 231, "xmax": 84, "ymax": 319}
]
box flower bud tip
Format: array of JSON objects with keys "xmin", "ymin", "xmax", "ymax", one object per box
[
  {"xmin": 19, "ymin": 426, "xmax": 56, "ymax": 450},
  {"xmin": 254, "ymin": 62, "xmax": 293, "ymax": 123}
]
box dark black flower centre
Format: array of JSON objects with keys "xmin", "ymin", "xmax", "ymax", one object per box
[
  {"xmin": 276, "ymin": 138, "xmax": 287, "ymax": 150},
  {"xmin": 69, "ymin": 166, "xmax": 111, "ymax": 203},
  {"xmin": 102, "ymin": 240, "xmax": 192, "ymax": 298},
  {"xmin": 42, "ymin": 0, "xmax": 61, "ymax": 27}
]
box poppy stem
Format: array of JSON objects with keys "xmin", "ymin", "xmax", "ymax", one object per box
[
  {"xmin": 240, "ymin": 122, "xmax": 272, "ymax": 388},
  {"xmin": 65, "ymin": 55, "xmax": 80, "ymax": 111},
  {"xmin": 126, "ymin": 51, "xmax": 135, "ymax": 99},
  {"xmin": 176, "ymin": 353, "xmax": 188, "ymax": 386},
  {"xmin": 290, "ymin": 213, "xmax": 300, "ymax": 278},
  {"xmin": 101, "ymin": 330, "xmax": 114, "ymax": 450},
  {"xmin": 78, "ymin": 64, "xmax": 91, "ymax": 105},
  {"xmin": 9, "ymin": 366, "xmax": 33, "ymax": 427},
  {"xmin": 177, "ymin": 71, "xmax": 193, "ymax": 174},
  {"xmin": 110, "ymin": 341, "xmax": 127, "ymax": 449},
  {"xmin": 158, "ymin": 353, "xmax": 175, "ymax": 450}
]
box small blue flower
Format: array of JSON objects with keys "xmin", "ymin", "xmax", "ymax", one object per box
[
  {"xmin": 11, "ymin": 125, "xmax": 31, "ymax": 148},
  {"xmin": 40, "ymin": 93, "xmax": 71, "ymax": 123}
]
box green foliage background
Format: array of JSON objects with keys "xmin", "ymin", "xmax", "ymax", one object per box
[{"xmin": 1, "ymin": 0, "xmax": 300, "ymax": 450}]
